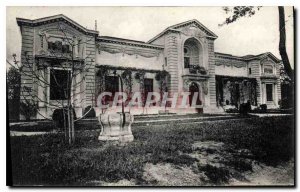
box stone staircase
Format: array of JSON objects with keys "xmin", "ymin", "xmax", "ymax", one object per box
[
  {"xmin": 132, "ymin": 113, "xmax": 239, "ymax": 126},
  {"xmin": 76, "ymin": 113, "xmax": 240, "ymax": 128}
]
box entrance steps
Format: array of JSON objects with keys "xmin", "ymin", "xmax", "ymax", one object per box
[
  {"xmin": 76, "ymin": 113, "xmax": 239, "ymax": 128},
  {"xmin": 133, "ymin": 113, "xmax": 238, "ymax": 126}
]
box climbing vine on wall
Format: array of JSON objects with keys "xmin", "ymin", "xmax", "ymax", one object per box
[
  {"xmin": 96, "ymin": 66, "xmax": 110, "ymax": 94},
  {"xmin": 216, "ymin": 75, "xmax": 257, "ymax": 107},
  {"xmin": 121, "ymin": 69, "xmax": 133, "ymax": 101},
  {"xmin": 96, "ymin": 65, "xmax": 169, "ymax": 107},
  {"xmin": 155, "ymin": 70, "xmax": 169, "ymax": 99}
]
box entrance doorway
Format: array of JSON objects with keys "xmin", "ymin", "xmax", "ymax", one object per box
[{"xmin": 189, "ymin": 82, "xmax": 202, "ymax": 113}]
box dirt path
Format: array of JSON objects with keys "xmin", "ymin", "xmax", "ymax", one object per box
[
  {"xmin": 230, "ymin": 160, "xmax": 294, "ymax": 186},
  {"xmin": 90, "ymin": 140, "xmax": 294, "ymax": 186}
]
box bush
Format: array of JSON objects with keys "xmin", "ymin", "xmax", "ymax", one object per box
[
  {"xmin": 260, "ymin": 104, "xmax": 267, "ymax": 113},
  {"xmin": 225, "ymin": 108, "xmax": 239, "ymax": 113},
  {"xmin": 280, "ymin": 98, "xmax": 293, "ymax": 109},
  {"xmin": 83, "ymin": 106, "xmax": 96, "ymax": 118},
  {"xmin": 239, "ymin": 101, "xmax": 251, "ymax": 115},
  {"xmin": 52, "ymin": 107, "xmax": 77, "ymax": 129},
  {"xmin": 20, "ymin": 101, "xmax": 38, "ymax": 120}
]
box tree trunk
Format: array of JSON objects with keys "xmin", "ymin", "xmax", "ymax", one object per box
[
  {"xmin": 278, "ymin": 6, "xmax": 293, "ymax": 81},
  {"xmin": 69, "ymin": 106, "xmax": 75, "ymax": 144}
]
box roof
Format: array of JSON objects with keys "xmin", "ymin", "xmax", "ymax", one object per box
[
  {"xmin": 16, "ymin": 14, "xmax": 99, "ymax": 35},
  {"xmin": 215, "ymin": 52, "xmax": 281, "ymax": 63},
  {"xmin": 147, "ymin": 19, "xmax": 218, "ymax": 43},
  {"xmin": 98, "ymin": 36, "xmax": 164, "ymax": 50}
]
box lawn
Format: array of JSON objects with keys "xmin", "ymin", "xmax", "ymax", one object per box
[{"xmin": 9, "ymin": 115, "xmax": 294, "ymax": 186}]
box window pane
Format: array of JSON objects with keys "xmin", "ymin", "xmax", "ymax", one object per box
[
  {"xmin": 184, "ymin": 57, "xmax": 190, "ymax": 68},
  {"xmin": 264, "ymin": 66, "xmax": 273, "ymax": 74},
  {"xmin": 50, "ymin": 69, "xmax": 70, "ymax": 100},
  {"xmin": 266, "ymin": 84, "xmax": 273, "ymax": 101},
  {"xmin": 105, "ymin": 76, "xmax": 119, "ymax": 101},
  {"xmin": 144, "ymin": 78, "xmax": 153, "ymax": 104}
]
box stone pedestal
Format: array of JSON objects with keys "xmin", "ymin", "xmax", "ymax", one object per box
[{"xmin": 98, "ymin": 112, "xmax": 134, "ymax": 142}]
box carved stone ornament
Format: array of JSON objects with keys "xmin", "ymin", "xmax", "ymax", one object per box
[
  {"xmin": 183, "ymin": 79, "xmax": 191, "ymax": 89},
  {"xmin": 201, "ymin": 81, "xmax": 208, "ymax": 95},
  {"xmin": 98, "ymin": 43, "xmax": 160, "ymax": 58}
]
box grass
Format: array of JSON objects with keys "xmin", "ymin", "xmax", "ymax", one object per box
[
  {"xmin": 9, "ymin": 115, "xmax": 294, "ymax": 185},
  {"xmin": 198, "ymin": 164, "xmax": 230, "ymax": 184}
]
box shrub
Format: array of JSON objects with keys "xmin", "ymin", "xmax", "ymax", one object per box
[
  {"xmin": 83, "ymin": 106, "xmax": 96, "ymax": 118},
  {"xmin": 225, "ymin": 108, "xmax": 239, "ymax": 113},
  {"xmin": 239, "ymin": 101, "xmax": 251, "ymax": 115},
  {"xmin": 280, "ymin": 98, "xmax": 293, "ymax": 109},
  {"xmin": 260, "ymin": 104, "xmax": 267, "ymax": 113},
  {"xmin": 52, "ymin": 107, "xmax": 77, "ymax": 129},
  {"xmin": 20, "ymin": 101, "xmax": 38, "ymax": 121}
]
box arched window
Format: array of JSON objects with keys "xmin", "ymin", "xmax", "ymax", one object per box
[
  {"xmin": 184, "ymin": 47, "xmax": 190, "ymax": 68},
  {"xmin": 183, "ymin": 38, "xmax": 203, "ymax": 70}
]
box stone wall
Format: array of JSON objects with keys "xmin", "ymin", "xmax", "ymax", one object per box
[
  {"xmin": 95, "ymin": 42, "xmax": 164, "ymax": 71},
  {"xmin": 207, "ymin": 39, "xmax": 216, "ymax": 107},
  {"xmin": 165, "ymin": 33, "xmax": 180, "ymax": 94},
  {"xmin": 20, "ymin": 25, "xmax": 35, "ymax": 103},
  {"xmin": 248, "ymin": 60, "xmax": 262, "ymax": 105},
  {"xmin": 215, "ymin": 56, "xmax": 248, "ymax": 77},
  {"xmin": 84, "ymin": 34, "xmax": 97, "ymax": 107}
]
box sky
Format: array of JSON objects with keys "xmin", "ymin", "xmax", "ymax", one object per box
[{"xmin": 6, "ymin": 6, "xmax": 294, "ymax": 68}]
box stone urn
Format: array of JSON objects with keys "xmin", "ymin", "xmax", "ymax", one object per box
[{"xmin": 98, "ymin": 112, "xmax": 134, "ymax": 142}]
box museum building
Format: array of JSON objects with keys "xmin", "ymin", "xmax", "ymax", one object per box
[{"xmin": 16, "ymin": 14, "xmax": 282, "ymax": 119}]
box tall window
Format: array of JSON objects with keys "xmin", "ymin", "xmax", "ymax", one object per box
[
  {"xmin": 48, "ymin": 40, "xmax": 71, "ymax": 53},
  {"xmin": 184, "ymin": 47, "xmax": 190, "ymax": 68},
  {"xmin": 50, "ymin": 69, "xmax": 71, "ymax": 100},
  {"xmin": 248, "ymin": 68, "xmax": 252, "ymax": 75},
  {"xmin": 144, "ymin": 78, "xmax": 153, "ymax": 104},
  {"xmin": 105, "ymin": 76, "xmax": 119, "ymax": 102},
  {"xmin": 266, "ymin": 84, "xmax": 273, "ymax": 101}
]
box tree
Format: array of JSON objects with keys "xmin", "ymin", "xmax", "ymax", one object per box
[
  {"xmin": 7, "ymin": 67, "xmax": 20, "ymax": 101},
  {"xmin": 7, "ymin": 67, "xmax": 21, "ymax": 120},
  {"xmin": 220, "ymin": 6, "xmax": 294, "ymax": 81},
  {"xmin": 7, "ymin": 22, "xmax": 96, "ymax": 144}
]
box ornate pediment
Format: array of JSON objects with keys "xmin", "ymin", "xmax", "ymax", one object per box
[
  {"xmin": 171, "ymin": 20, "xmax": 217, "ymax": 38},
  {"xmin": 39, "ymin": 22, "xmax": 84, "ymax": 40},
  {"xmin": 17, "ymin": 14, "xmax": 98, "ymax": 36},
  {"xmin": 148, "ymin": 19, "xmax": 217, "ymax": 43},
  {"xmin": 176, "ymin": 22, "xmax": 213, "ymax": 40},
  {"xmin": 179, "ymin": 24, "xmax": 208, "ymax": 39}
]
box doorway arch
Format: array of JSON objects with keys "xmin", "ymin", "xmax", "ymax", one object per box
[{"xmin": 189, "ymin": 82, "xmax": 202, "ymax": 113}]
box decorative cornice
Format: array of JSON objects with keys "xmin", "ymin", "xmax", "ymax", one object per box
[
  {"xmin": 97, "ymin": 43, "xmax": 161, "ymax": 58},
  {"xmin": 215, "ymin": 52, "xmax": 281, "ymax": 64},
  {"xmin": 260, "ymin": 74, "xmax": 278, "ymax": 80},
  {"xmin": 97, "ymin": 36, "xmax": 164, "ymax": 50},
  {"xmin": 95, "ymin": 64, "xmax": 166, "ymax": 73},
  {"xmin": 35, "ymin": 54, "xmax": 85, "ymax": 62},
  {"xmin": 16, "ymin": 14, "xmax": 99, "ymax": 36},
  {"xmin": 215, "ymin": 52, "xmax": 249, "ymax": 62},
  {"xmin": 182, "ymin": 74, "xmax": 210, "ymax": 80},
  {"xmin": 215, "ymin": 75, "xmax": 257, "ymax": 81}
]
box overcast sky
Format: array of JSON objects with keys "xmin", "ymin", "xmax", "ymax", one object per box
[{"xmin": 6, "ymin": 6, "xmax": 294, "ymax": 68}]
